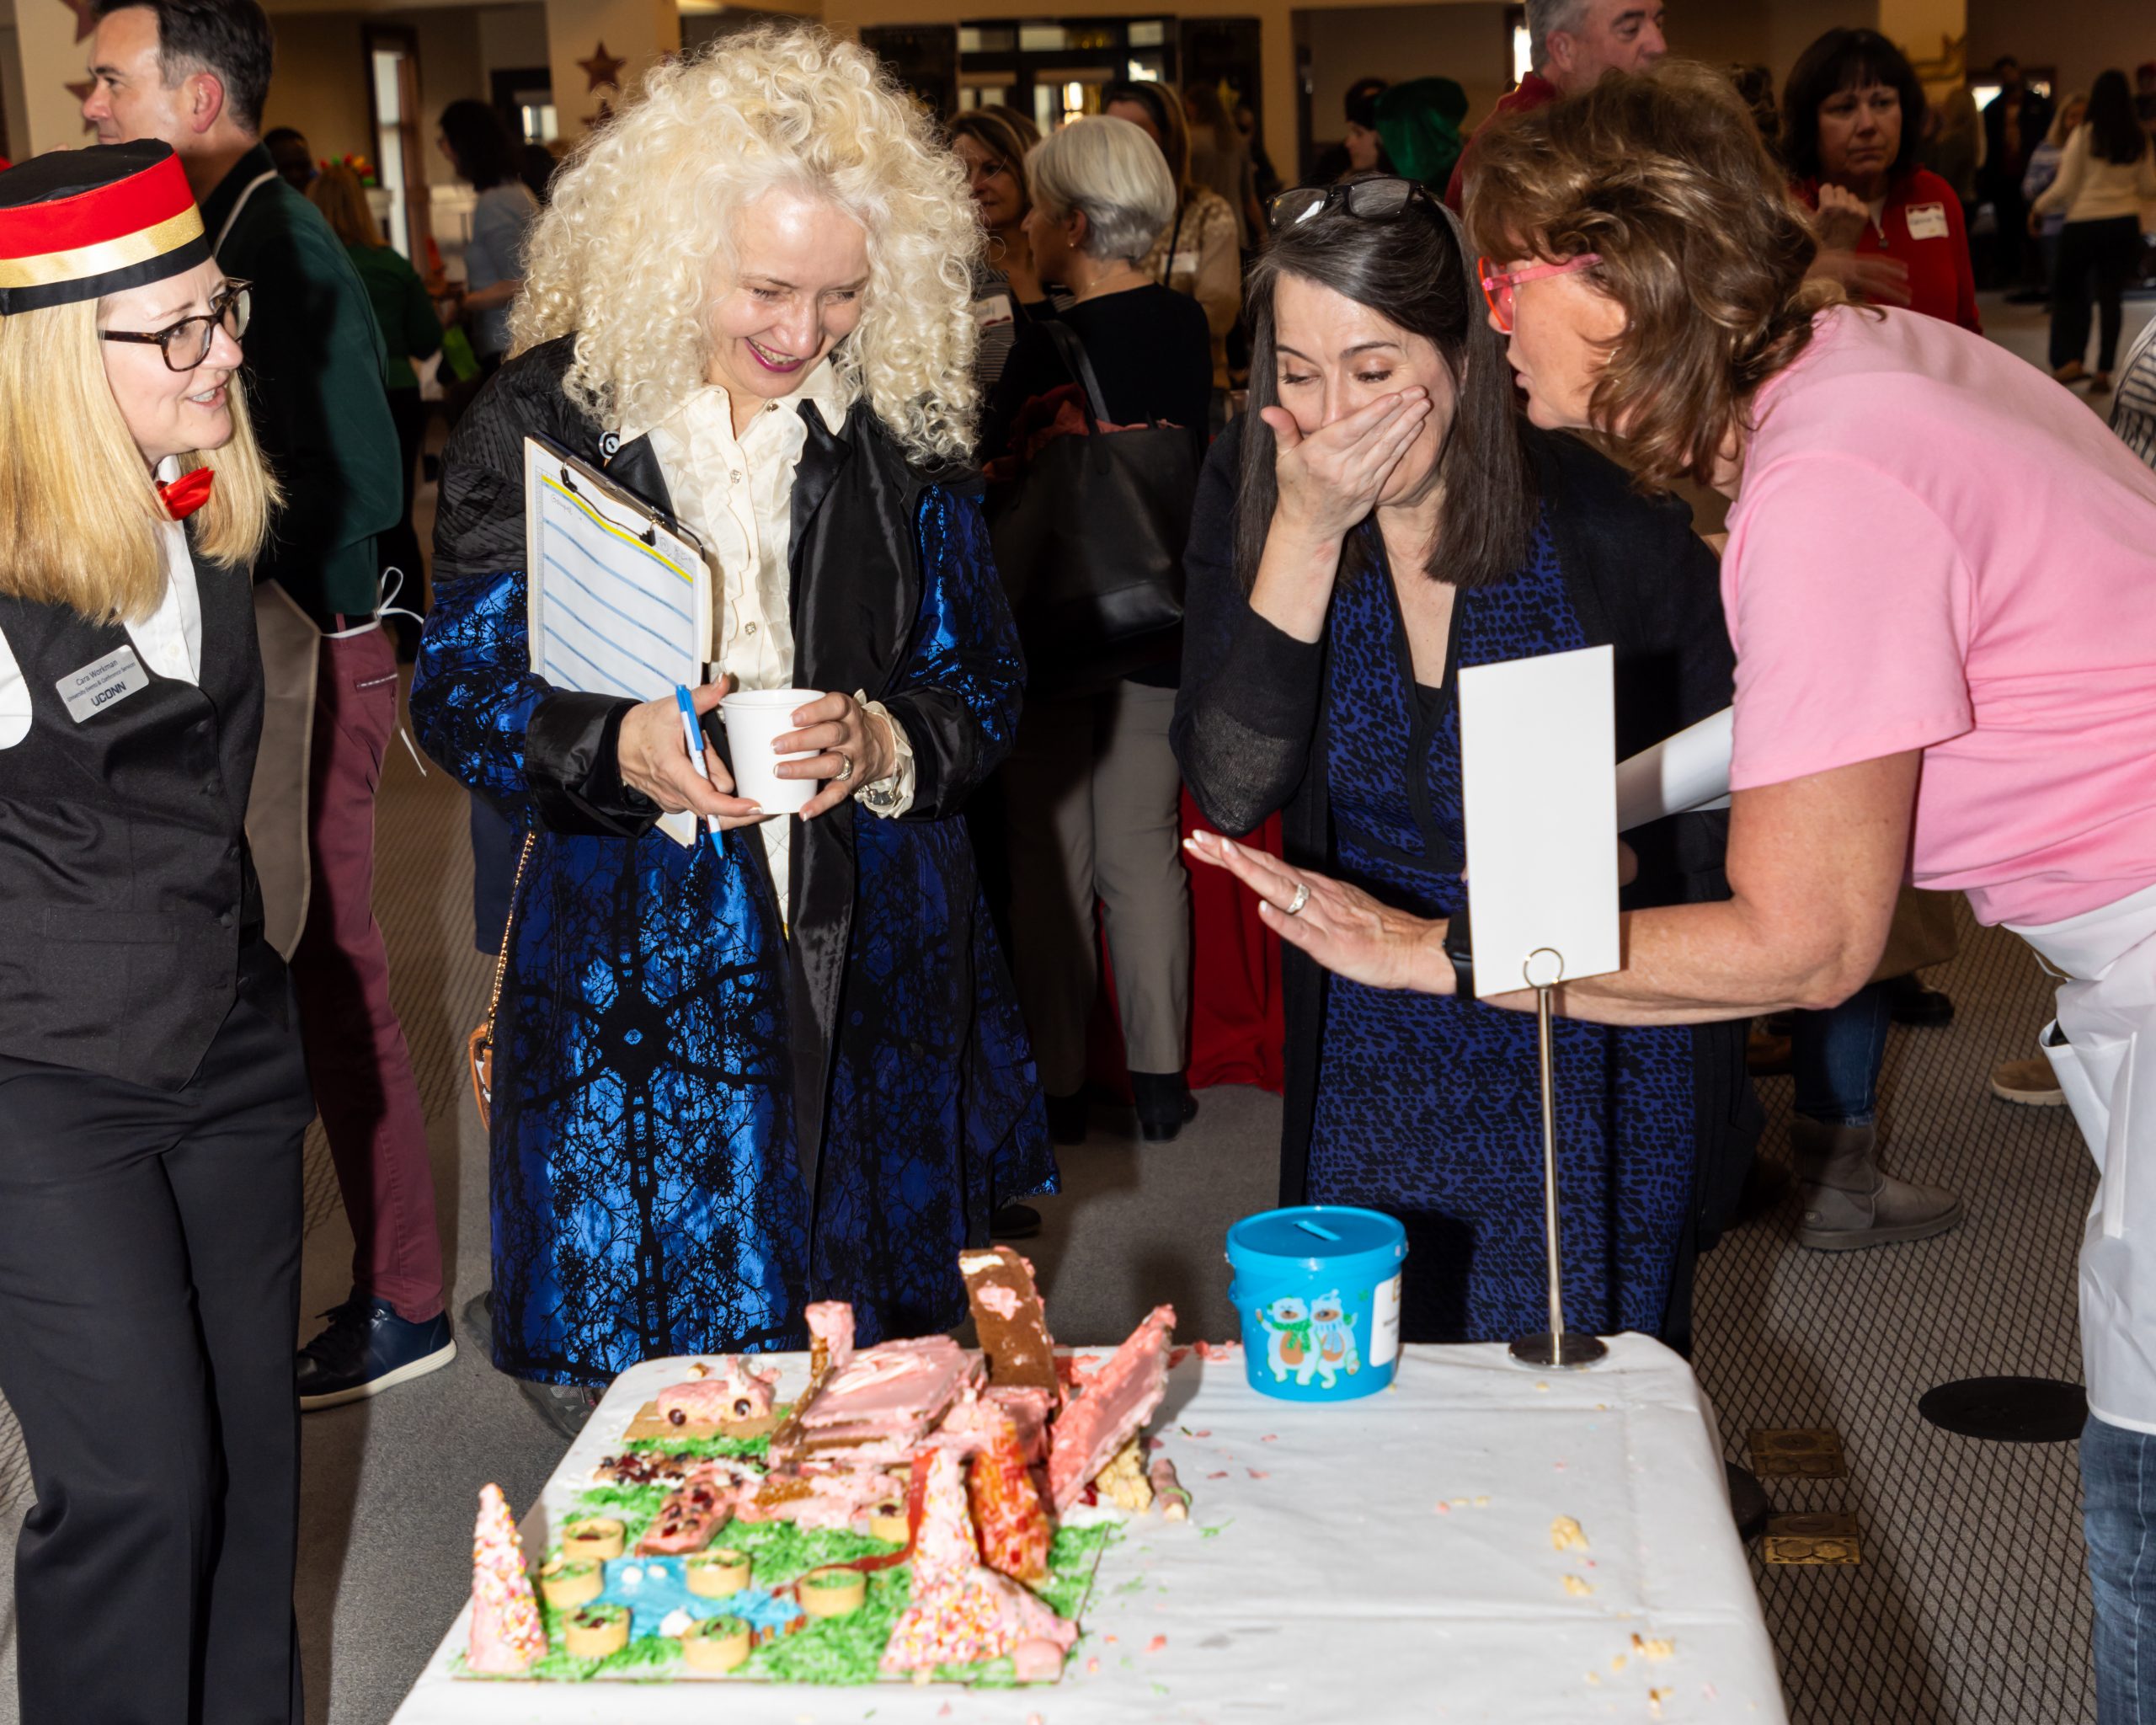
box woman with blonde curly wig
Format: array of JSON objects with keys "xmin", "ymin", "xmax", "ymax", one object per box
[{"xmin": 411, "ymin": 24, "xmax": 1054, "ymax": 1430}]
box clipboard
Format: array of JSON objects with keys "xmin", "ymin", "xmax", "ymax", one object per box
[{"xmin": 522, "ymin": 435, "xmax": 712, "ymax": 846}]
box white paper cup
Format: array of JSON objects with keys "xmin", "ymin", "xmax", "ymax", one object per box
[{"xmin": 719, "ymin": 687, "xmax": 820, "ymax": 814}]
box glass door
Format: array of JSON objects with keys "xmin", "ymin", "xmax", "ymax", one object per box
[{"xmin": 366, "ymin": 27, "xmax": 427, "ymax": 264}]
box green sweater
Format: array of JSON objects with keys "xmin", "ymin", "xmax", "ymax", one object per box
[
  {"xmin": 345, "ymin": 240, "xmax": 444, "ymax": 393},
  {"xmin": 202, "ymin": 144, "xmax": 403, "ymax": 626}
]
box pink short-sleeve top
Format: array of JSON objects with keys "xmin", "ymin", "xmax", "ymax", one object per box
[{"xmin": 1722, "ymin": 306, "xmax": 2156, "ymax": 927}]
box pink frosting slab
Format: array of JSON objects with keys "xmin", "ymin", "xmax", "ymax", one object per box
[
  {"xmin": 1047, "ymin": 1305, "xmax": 1176, "ymax": 1511},
  {"xmin": 805, "ymin": 1336, "xmax": 974, "ymax": 1429},
  {"xmin": 805, "ymin": 1301, "xmax": 856, "ymax": 1372}
]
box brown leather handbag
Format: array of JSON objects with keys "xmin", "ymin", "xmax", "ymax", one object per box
[{"xmin": 467, "ymin": 831, "xmax": 536, "ymax": 1133}]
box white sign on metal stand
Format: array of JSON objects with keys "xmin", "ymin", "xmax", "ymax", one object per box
[{"xmin": 1458, "ymin": 645, "xmax": 1624, "ymax": 1370}]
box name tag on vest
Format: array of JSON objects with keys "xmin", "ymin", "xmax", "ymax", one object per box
[
  {"xmin": 1905, "ymin": 202, "xmax": 1950, "ymax": 241},
  {"xmin": 56, "ymin": 644, "xmax": 148, "ymax": 723}
]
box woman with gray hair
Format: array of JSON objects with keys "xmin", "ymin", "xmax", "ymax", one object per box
[{"xmin": 982, "ymin": 115, "xmax": 1213, "ymax": 1146}]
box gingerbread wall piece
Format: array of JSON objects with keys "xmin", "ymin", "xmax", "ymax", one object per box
[{"xmin": 959, "ymin": 1247, "xmax": 1060, "ymax": 1394}]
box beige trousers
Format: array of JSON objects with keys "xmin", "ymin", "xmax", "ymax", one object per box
[{"xmin": 1002, "ymin": 681, "xmax": 1191, "ymax": 1095}]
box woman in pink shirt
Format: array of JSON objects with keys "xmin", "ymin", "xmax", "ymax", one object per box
[{"xmin": 1190, "ymin": 64, "xmax": 2156, "ymax": 1721}]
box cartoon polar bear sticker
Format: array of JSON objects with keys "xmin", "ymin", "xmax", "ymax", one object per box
[
  {"xmin": 1308, "ymin": 1290, "xmax": 1362, "ymax": 1388},
  {"xmin": 1257, "ymin": 1295, "xmax": 1315, "ymax": 1384}
]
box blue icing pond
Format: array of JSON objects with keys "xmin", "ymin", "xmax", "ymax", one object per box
[{"xmin": 595, "ymin": 1555, "xmax": 804, "ymax": 1640}]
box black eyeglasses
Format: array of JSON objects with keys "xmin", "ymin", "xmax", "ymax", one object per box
[
  {"xmin": 100, "ymin": 280, "xmax": 252, "ymax": 372},
  {"xmin": 1266, "ymin": 178, "xmax": 1438, "ymax": 232}
]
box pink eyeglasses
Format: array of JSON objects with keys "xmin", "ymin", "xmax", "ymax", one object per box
[{"xmin": 1476, "ymin": 254, "xmax": 1603, "ymax": 334}]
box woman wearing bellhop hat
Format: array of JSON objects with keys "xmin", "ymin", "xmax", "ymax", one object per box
[{"xmin": 0, "ymin": 142, "xmax": 311, "ymax": 1724}]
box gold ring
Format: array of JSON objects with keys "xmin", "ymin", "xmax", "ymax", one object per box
[
  {"xmin": 1284, "ymin": 882, "xmax": 1310, "ymax": 916},
  {"xmin": 834, "ymin": 753, "xmax": 854, "ymax": 782}
]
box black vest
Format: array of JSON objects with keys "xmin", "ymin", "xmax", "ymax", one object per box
[{"xmin": 0, "ymin": 540, "xmax": 271, "ymax": 1090}]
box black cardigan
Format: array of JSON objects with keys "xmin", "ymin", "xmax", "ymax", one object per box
[{"xmin": 1171, "ymin": 418, "xmax": 1762, "ymax": 1271}]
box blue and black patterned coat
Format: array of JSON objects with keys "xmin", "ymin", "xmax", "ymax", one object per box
[{"xmin": 412, "ymin": 335, "xmax": 1054, "ymax": 1385}]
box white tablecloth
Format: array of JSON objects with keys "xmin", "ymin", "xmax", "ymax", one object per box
[{"xmin": 392, "ymin": 1335, "xmax": 1785, "ymax": 1724}]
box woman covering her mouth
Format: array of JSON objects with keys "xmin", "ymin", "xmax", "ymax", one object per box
[{"xmin": 412, "ymin": 24, "xmax": 1054, "ymax": 1429}]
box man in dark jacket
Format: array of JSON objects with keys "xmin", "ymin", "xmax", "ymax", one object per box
[
  {"xmin": 1979, "ymin": 56, "xmax": 2052, "ymax": 289},
  {"xmin": 84, "ymin": 0, "xmax": 454, "ymax": 1406}
]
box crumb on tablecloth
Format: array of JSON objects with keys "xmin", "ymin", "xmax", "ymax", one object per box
[
  {"xmin": 1551, "ymin": 1516, "xmax": 1589, "ymax": 1551},
  {"xmin": 1633, "ymin": 1633, "xmax": 1675, "ymax": 1661},
  {"xmin": 1562, "ymin": 1575, "xmax": 1593, "ymax": 1597}
]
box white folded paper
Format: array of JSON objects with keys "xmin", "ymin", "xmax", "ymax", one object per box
[
  {"xmin": 1615, "ymin": 706, "xmax": 1733, "ymax": 833},
  {"xmin": 1458, "ymin": 645, "xmax": 1621, "ymax": 996}
]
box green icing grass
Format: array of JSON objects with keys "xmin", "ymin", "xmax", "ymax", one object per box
[
  {"xmin": 522, "ymin": 1626, "xmax": 685, "ymax": 1682},
  {"xmin": 716, "ymin": 1519, "xmax": 897, "ymax": 1589},
  {"xmin": 741, "ymin": 1566, "xmax": 914, "ymax": 1685},
  {"xmin": 1036, "ymin": 1523, "xmax": 1115, "ymax": 1621},
  {"xmin": 568, "ymin": 1482, "xmax": 669, "ymax": 1527},
  {"xmin": 496, "ymin": 1484, "xmax": 1115, "ymax": 1685},
  {"xmin": 624, "ymin": 1431, "xmax": 773, "ymax": 1461}
]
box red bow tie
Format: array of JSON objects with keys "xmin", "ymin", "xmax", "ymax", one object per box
[{"xmin": 157, "ymin": 467, "xmax": 214, "ymax": 521}]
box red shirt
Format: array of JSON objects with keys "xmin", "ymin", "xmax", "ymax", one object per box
[
  {"xmin": 1445, "ymin": 72, "xmax": 1560, "ymax": 212},
  {"xmin": 1794, "ymin": 168, "xmax": 1981, "ymax": 334}
]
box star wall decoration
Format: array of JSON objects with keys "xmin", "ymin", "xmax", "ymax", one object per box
[
  {"xmin": 59, "ymin": 0, "xmax": 98, "ymax": 43},
  {"xmin": 578, "ymin": 41, "xmax": 626, "ymax": 93}
]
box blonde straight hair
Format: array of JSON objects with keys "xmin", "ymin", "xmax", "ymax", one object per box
[{"xmin": 0, "ymin": 296, "xmax": 278, "ymax": 623}]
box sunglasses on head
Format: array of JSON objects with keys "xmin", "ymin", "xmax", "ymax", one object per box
[
  {"xmin": 1266, "ymin": 177, "xmax": 1438, "ymax": 232},
  {"xmin": 1476, "ymin": 254, "xmax": 1602, "ymax": 334}
]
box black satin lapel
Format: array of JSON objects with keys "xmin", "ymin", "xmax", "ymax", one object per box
[
  {"xmin": 601, "ymin": 434, "xmax": 679, "ymax": 527},
  {"xmin": 782, "ymin": 402, "xmax": 924, "ymax": 1231}
]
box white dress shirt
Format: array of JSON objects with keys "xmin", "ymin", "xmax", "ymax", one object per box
[
  {"xmin": 0, "ymin": 460, "xmax": 200, "ymax": 749},
  {"xmin": 638, "ymin": 363, "xmax": 914, "ymax": 903}
]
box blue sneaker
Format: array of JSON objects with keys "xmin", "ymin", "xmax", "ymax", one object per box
[{"xmin": 296, "ymin": 1295, "xmax": 456, "ymax": 1412}]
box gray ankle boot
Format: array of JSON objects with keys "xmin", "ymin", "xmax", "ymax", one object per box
[{"xmin": 1789, "ymin": 1118, "xmax": 1964, "ymax": 1251}]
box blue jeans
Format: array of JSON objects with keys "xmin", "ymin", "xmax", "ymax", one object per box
[
  {"xmin": 1790, "ymin": 980, "xmax": 1895, "ymax": 1127},
  {"xmin": 2084, "ymin": 1413, "xmax": 2156, "ymax": 1722}
]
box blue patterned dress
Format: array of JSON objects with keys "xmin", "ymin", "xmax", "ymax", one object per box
[
  {"xmin": 414, "ymin": 346, "xmax": 1054, "ymax": 1386},
  {"xmin": 1305, "ymin": 524, "xmax": 1694, "ymax": 1343}
]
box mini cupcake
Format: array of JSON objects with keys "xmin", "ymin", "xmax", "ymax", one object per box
[
  {"xmin": 561, "ymin": 1517, "xmax": 626, "ymax": 1562},
  {"xmin": 561, "ymin": 1601, "xmax": 630, "ymax": 1658},
  {"xmin": 680, "ymin": 1613, "xmax": 753, "ymax": 1673},
  {"xmin": 867, "ymin": 1499, "xmax": 910, "ymax": 1543},
  {"xmin": 797, "ymin": 1565, "xmax": 866, "ymax": 1619},
  {"xmin": 536, "ymin": 1555, "xmax": 602, "ymax": 1610},
  {"xmin": 685, "ymin": 1547, "xmax": 752, "ymax": 1599}
]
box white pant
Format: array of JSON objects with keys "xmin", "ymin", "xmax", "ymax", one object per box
[{"xmin": 2012, "ymin": 879, "xmax": 2156, "ymax": 1434}]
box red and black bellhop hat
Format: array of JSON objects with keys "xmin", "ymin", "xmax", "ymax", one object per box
[{"xmin": 0, "ymin": 141, "xmax": 208, "ymax": 316}]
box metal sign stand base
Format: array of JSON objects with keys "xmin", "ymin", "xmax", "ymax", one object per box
[{"xmin": 1508, "ymin": 953, "xmax": 1608, "ymax": 1371}]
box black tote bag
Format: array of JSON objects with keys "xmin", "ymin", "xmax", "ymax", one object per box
[{"xmin": 985, "ymin": 319, "xmax": 1198, "ymax": 698}]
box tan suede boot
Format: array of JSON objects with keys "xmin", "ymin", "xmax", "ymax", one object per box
[{"xmin": 1789, "ymin": 1118, "xmax": 1964, "ymax": 1251}]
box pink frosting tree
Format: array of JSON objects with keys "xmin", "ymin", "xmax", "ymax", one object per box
[{"xmin": 467, "ymin": 1483, "xmax": 548, "ymax": 1674}]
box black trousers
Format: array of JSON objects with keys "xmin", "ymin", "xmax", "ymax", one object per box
[
  {"xmin": 379, "ymin": 384, "xmax": 431, "ymax": 614},
  {"xmin": 2051, "ymin": 216, "xmax": 2144, "ymax": 374},
  {"xmin": 0, "ymin": 988, "xmax": 313, "ymax": 1725}
]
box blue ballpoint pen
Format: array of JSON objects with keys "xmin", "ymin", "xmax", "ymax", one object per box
[{"xmin": 673, "ymin": 684, "xmax": 728, "ymax": 856}]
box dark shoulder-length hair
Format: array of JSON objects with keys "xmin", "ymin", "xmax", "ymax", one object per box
[
  {"xmin": 1780, "ymin": 29, "xmax": 1926, "ymax": 183},
  {"xmin": 440, "ymin": 98, "xmax": 517, "ymax": 191},
  {"xmin": 1234, "ymin": 182, "xmax": 1534, "ymax": 594},
  {"xmin": 2086, "ymin": 69, "xmax": 2149, "ymax": 166}
]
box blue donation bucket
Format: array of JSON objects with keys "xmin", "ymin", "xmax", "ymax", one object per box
[{"xmin": 1225, "ymin": 1206, "xmax": 1407, "ymax": 1403}]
